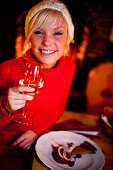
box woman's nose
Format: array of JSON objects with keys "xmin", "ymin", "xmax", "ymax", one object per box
[{"xmin": 42, "ymin": 35, "xmax": 52, "ymax": 46}]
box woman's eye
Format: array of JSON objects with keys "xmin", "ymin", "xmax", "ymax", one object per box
[
  {"xmin": 34, "ymin": 31, "xmax": 43, "ymax": 35},
  {"xmin": 53, "ymin": 32, "xmax": 63, "ymax": 36}
]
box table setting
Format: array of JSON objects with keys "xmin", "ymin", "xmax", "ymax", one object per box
[
  {"xmin": 35, "ymin": 131, "xmax": 104, "ymax": 170},
  {"xmin": 32, "ymin": 109, "xmax": 113, "ymax": 170},
  {"xmin": 49, "ymin": 118, "xmax": 100, "ymax": 136}
]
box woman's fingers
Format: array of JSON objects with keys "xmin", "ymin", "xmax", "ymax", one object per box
[
  {"xmin": 10, "ymin": 103, "xmax": 25, "ymax": 111},
  {"xmin": 9, "ymin": 86, "xmax": 35, "ymax": 95},
  {"xmin": 13, "ymin": 138, "xmax": 32, "ymax": 150},
  {"xmin": 11, "ymin": 130, "xmax": 37, "ymax": 150},
  {"xmin": 9, "ymin": 93, "xmax": 34, "ymax": 101},
  {"xmin": 18, "ymin": 86, "xmax": 35, "ymax": 93},
  {"xmin": 7, "ymin": 86, "xmax": 35, "ymax": 111},
  {"xmin": 8, "ymin": 94, "xmax": 33, "ymax": 111}
]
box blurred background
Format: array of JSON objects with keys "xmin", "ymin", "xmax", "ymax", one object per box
[{"xmin": 0, "ymin": 0, "xmax": 113, "ymax": 114}]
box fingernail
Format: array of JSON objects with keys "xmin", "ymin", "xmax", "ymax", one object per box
[{"xmin": 30, "ymin": 88, "xmax": 35, "ymax": 91}]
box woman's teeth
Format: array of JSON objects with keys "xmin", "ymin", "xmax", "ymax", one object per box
[{"xmin": 41, "ymin": 50, "xmax": 55, "ymax": 54}]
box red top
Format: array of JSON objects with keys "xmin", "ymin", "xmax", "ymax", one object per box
[{"xmin": 0, "ymin": 49, "xmax": 75, "ymax": 144}]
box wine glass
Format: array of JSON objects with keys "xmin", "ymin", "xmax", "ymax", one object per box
[{"xmin": 13, "ymin": 62, "xmax": 44, "ymax": 125}]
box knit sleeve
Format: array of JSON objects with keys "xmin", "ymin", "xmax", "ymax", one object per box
[{"xmin": 0, "ymin": 62, "xmax": 13, "ymax": 127}]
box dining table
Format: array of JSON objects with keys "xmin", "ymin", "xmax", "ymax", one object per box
[{"xmin": 32, "ymin": 110, "xmax": 113, "ymax": 170}]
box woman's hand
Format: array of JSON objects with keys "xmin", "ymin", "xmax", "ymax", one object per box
[
  {"xmin": 3, "ymin": 86, "xmax": 35, "ymax": 113},
  {"xmin": 11, "ymin": 130, "xmax": 37, "ymax": 150}
]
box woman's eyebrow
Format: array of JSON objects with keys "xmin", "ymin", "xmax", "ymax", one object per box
[{"xmin": 53, "ymin": 26, "xmax": 66, "ymax": 30}]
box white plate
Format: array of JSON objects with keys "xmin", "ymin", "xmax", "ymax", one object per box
[{"xmin": 35, "ymin": 131, "xmax": 105, "ymax": 170}]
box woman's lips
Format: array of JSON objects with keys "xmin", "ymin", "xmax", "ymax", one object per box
[{"xmin": 40, "ymin": 49, "xmax": 56, "ymax": 55}]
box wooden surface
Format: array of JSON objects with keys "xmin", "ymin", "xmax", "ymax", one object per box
[{"xmin": 32, "ymin": 110, "xmax": 113, "ymax": 170}]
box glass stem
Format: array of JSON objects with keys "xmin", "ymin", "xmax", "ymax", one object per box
[{"xmin": 23, "ymin": 100, "xmax": 28, "ymax": 118}]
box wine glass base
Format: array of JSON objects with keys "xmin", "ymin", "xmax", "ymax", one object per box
[{"xmin": 13, "ymin": 116, "xmax": 32, "ymax": 125}]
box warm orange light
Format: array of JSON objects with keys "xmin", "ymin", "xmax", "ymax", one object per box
[
  {"xmin": 15, "ymin": 34, "xmax": 25, "ymax": 58},
  {"xmin": 65, "ymin": 26, "xmax": 89, "ymax": 61}
]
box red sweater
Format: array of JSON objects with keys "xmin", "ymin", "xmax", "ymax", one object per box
[{"xmin": 0, "ymin": 49, "xmax": 75, "ymax": 144}]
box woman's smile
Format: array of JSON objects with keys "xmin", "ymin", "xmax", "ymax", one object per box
[{"xmin": 39, "ymin": 49, "xmax": 57, "ymax": 55}]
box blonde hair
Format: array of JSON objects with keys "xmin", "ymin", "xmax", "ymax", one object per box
[{"xmin": 24, "ymin": 0, "xmax": 74, "ymax": 52}]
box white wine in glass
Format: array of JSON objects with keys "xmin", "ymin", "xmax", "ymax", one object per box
[{"xmin": 13, "ymin": 63, "xmax": 44, "ymax": 125}]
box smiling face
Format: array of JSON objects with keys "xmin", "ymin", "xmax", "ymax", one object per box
[{"xmin": 30, "ymin": 10, "xmax": 68, "ymax": 68}]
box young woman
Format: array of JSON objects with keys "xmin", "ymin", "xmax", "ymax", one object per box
[{"xmin": 0, "ymin": 0, "xmax": 75, "ymax": 154}]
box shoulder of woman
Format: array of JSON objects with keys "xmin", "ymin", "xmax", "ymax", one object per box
[
  {"xmin": 0, "ymin": 60, "xmax": 12, "ymax": 75},
  {"xmin": 0, "ymin": 57, "xmax": 25, "ymax": 75},
  {"xmin": 64, "ymin": 56, "xmax": 76, "ymax": 70}
]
